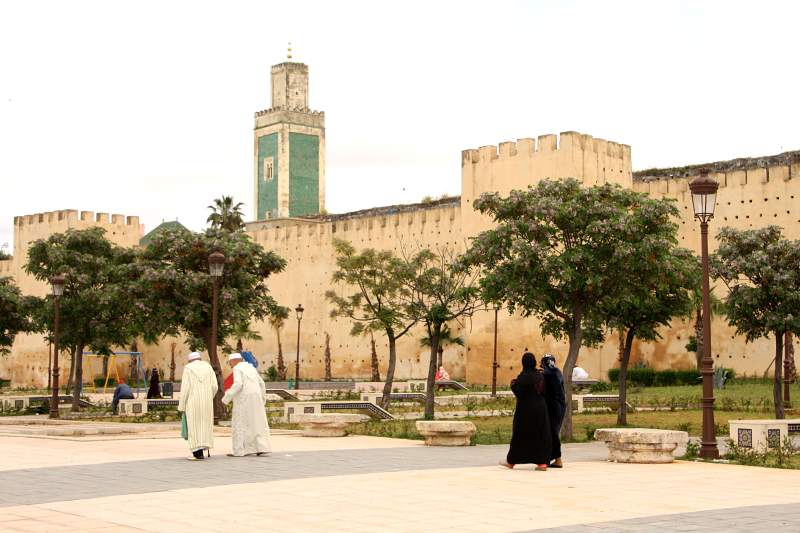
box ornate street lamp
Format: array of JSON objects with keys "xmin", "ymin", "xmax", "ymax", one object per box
[
  {"xmin": 49, "ymin": 275, "xmax": 65, "ymax": 419},
  {"xmin": 689, "ymin": 169, "xmax": 720, "ymax": 460},
  {"xmin": 208, "ymin": 251, "xmax": 225, "ymax": 422},
  {"xmin": 295, "ymin": 304, "xmax": 304, "ymax": 390}
]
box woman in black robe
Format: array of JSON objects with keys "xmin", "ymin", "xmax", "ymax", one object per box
[
  {"xmin": 541, "ymin": 353, "xmax": 566, "ymax": 468},
  {"xmin": 501, "ymin": 352, "xmax": 552, "ymax": 471},
  {"xmin": 146, "ymin": 368, "xmax": 162, "ymax": 399}
]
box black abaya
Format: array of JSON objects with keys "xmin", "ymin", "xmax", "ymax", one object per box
[
  {"xmin": 543, "ymin": 367, "xmax": 566, "ymax": 461},
  {"xmin": 507, "ymin": 366, "xmax": 552, "ymax": 465}
]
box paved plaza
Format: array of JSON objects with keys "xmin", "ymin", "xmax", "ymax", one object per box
[{"xmin": 0, "ymin": 422, "xmax": 798, "ymax": 532}]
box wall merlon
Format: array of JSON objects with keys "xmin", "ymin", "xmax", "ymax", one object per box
[
  {"xmin": 111, "ymin": 214, "xmax": 125, "ymax": 224},
  {"xmin": 461, "ymin": 149, "xmax": 479, "ymax": 166},
  {"xmin": 479, "ymin": 145, "xmax": 498, "ymax": 161},
  {"xmin": 96, "ymin": 213, "xmax": 109, "ymax": 223},
  {"xmin": 537, "ymin": 134, "xmax": 557, "ymax": 152},
  {"xmin": 498, "ymin": 141, "xmax": 517, "ymax": 157},
  {"xmin": 516, "ymin": 138, "xmax": 535, "ymax": 155},
  {"xmin": 80, "ymin": 211, "xmax": 94, "ymax": 221},
  {"xmin": 126, "ymin": 216, "xmax": 140, "ymax": 226}
]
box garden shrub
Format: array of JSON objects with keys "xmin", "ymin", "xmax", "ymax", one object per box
[{"xmin": 608, "ymin": 368, "xmax": 700, "ymax": 387}]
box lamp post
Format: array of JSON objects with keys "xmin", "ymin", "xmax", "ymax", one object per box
[
  {"xmin": 208, "ymin": 251, "xmax": 225, "ymax": 422},
  {"xmin": 491, "ymin": 304, "xmax": 500, "ymax": 397},
  {"xmin": 295, "ymin": 304, "xmax": 304, "ymax": 390},
  {"xmin": 49, "ymin": 275, "xmax": 65, "ymax": 419},
  {"xmin": 689, "ymin": 169, "xmax": 720, "ymax": 460}
]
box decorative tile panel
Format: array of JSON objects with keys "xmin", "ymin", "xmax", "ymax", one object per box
[
  {"xmin": 737, "ymin": 428, "xmax": 753, "ymax": 448},
  {"xmin": 767, "ymin": 428, "xmax": 781, "ymax": 448}
]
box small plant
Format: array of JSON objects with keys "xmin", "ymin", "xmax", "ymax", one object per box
[
  {"xmin": 584, "ymin": 424, "xmax": 597, "ymax": 441},
  {"xmin": 676, "ymin": 421, "xmax": 692, "ymax": 434},
  {"xmin": 589, "ymin": 381, "xmax": 613, "ymax": 393},
  {"xmin": 265, "ymin": 364, "xmax": 279, "ymax": 382},
  {"xmin": 683, "ymin": 440, "xmax": 700, "ymax": 459}
]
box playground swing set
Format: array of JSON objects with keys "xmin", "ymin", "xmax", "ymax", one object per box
[{"xmin": 83, "ymin": 352, "xmax": 147, "ymax": 397}]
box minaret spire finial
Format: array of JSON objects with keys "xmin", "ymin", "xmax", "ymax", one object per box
[{"xmin": 287, "ymin": 41, "xmax": 292, "ymax": 60}]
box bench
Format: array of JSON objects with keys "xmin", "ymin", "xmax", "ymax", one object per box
[
  {"xmin": 407, "ymin": 380, "xmax": 468, "ymax": 392},
  {"xmin": 1, "ymin": 395, "xmax": 94, "ymax": 411},
  {"xmin": 360, "ymin": 392, "xmax": 427, "ymax": 404},
  {"xmin": 293, "ymin": 413, "xmax": 369, "ymax": 437},
  {"xmin": 729, "ymin": 418, "xmax": 800, "ymax": 451},
  {"xmin": 594, "ymin": 428, "xmax": 688, "ymax": 463},
  {"xmin": 572, "ymin": 379, "xmax": 599, "ymax": 392},
  {"xmin": 283, "ymin": 400, "xmax": 393, "ymax": 422},
  {"xmin": 573, "ymin": 394, "xmax": 634, "ymax": 414},
  {"xmin": 416, "ymin": 420, "xmax": 477, "ymax": 446},
  {"xmin": 265, "ymin": 389, "xmax": 299, "ymax": 401}
]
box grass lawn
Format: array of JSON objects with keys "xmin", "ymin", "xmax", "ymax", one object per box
[
  {"xmin": 344, "ymin": 409, "xmax": 779, "ymax": 445},
  {"xmin": 617, "ymin": 380, "xmax": 800, "ymax": 412}
]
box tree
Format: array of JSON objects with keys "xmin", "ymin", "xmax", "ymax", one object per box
[
  {"xmin": 399, "ymin": 246, "xmax": 481, "ymax": 418},
  {"xmin": 465, "ymin": 179, "xmax": 655, "ymax": 438},
  {"xmin": 268, "ymin": 306, "xmax": 290, "ymax": 380},
  {"xmin": 711, "ymin": 226, "xmax": 800, "ymax": 419},
  {"xmin": 25, "ymin": 228, "xmax": 137, "ymax": 411},
  {"xmin": 368, "ymin": 330, "xmax": 380, "ymax": 382},
  {"xmin": 324, "ymin": 332, "xmax": 332, "ymax": 381},
  {"xmin": 207, "ymin": 195, "xmax": 245, "ymax": 232},
  {"xmin": 602, "ymin": 201, "xmax": 698, "ymax": 425},
  {"xmin": 326, "ymin": 240, "xmax": 416, "ymax": 409},
  {"xmin": 127, "ymin": 227, "xmax": 285, "ymax": 419},
  {"xmin": 0, "ymin": 277, "xmax": 35, "ymax": 354},
  {"xmin": 420, "ymin": 323, "xmax": 464, "ymax": 368},
  {"xmin": 226, "ymin": 323, "xmax": 262, "ymax": 353}
]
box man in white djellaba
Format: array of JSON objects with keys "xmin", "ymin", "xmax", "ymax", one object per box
[
  {"xmin": 177, "ymin": 352, "xmax": 218, "ymax": 460},
  {"xmin": 222, "ymin": 352, "xmax": 272, "ymax": 457}
]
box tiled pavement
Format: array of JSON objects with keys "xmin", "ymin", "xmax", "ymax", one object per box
[{"xmin": 0, "ymin": 430, "xmax": 799, "ymax": 532}]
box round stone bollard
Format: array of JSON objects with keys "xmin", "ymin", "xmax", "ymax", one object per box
[
  {"xmin": 416, "ymin": 420, "xmax": 477, "ymax": 446},
  {"xmin": 293, "ymin": 413, "xmax": 368, "ymax": 437},
  {"xmin": 593, "ymin": 428, "xmax": 689, "ymax": 463}
]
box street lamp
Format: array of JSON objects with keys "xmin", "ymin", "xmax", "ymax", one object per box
[
  {"xmin": 295, "ymin": 304, "xmax": 304, "ymax": 390},
  {"xmin": 689, "ymin": 169, "xmax": 720, "ymax": 460},
  {"xmin": 208, "ymin": 251, "xmax": 225, "ymax": 422},
  {"xmin": 49, "ymin": 275, "xmax": 65, "ymax": 419}
]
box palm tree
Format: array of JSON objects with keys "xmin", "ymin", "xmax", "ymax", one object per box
[
  {"xmin": 268, "ymin": 307, "xmax": 289, "ymax": 380},
  {"xmin": 420, "ymin": 323, "xmax": 464, "ymax": 369},
  {"xmin": 225, "ymin": 322, "xmax": 262, "ymax": 353},
  {"xmin": 207, "ymin": 196, "xmax": 245, "ymax": 232}
]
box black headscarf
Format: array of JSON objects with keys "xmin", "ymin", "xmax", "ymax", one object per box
[
  {"xmin": 515, "ymin": 352, "xmax": 545, "ymax": 393},
  {"xmin": 521, "ymin": 352, "xmax": 537, "ymax": 372}
]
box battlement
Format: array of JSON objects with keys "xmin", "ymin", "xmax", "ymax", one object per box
[
  {"xmin": 634, "ymin": 150, "xmax": 800, "ymax": 182},
  {"xmin": 461, "ymin": 131, "xmax": 631, "ymax": 166},
  {"xmin": 271, "ymin": 62, "xmax": 308, "ymax": 73},
  {"xmin": 14, "ymin": 210, "xmax": 141, "ymax": 228},
  {"xmin": 255, "ymin": 107, "xmax": 324, "ymax": 118}
]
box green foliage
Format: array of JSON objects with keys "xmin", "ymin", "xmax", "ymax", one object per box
[
  {"xmin": 265, "ymin": 364, "xmax": 279, "ymax": 382},
  {"xmin": 712, "ymin": 226, "xmax": 800, "ymax": 342},
  {"xmin": 125, "ymin": 227, "xmax": 286, "ymax": 350},
  {"xmin": 25, "ymin": 227, "xmax": 138, "ymax": 354},
  {"xmin": 589, "ymin": 380, "xmax": 613, "ymax": 393},
  {"xmin": 683, "ymin": 440, "xmax": 700, "ymax": 459},
  {"xmin": 0, "ymin": 277, "xmax": 36, "ymax": 354},
  {"xmin": 419, "ymin": 323, "xmax": 464, "ymax": 349},
  {"xmin": 207, "ymin": 195, "xmax": 245, "ymax": 232}
]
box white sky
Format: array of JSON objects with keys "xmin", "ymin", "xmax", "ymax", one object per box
[{"xmin": 1, "ymin": 0, "xmax": 798, "ymax": 253}]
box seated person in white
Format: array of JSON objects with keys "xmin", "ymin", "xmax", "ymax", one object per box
[{"xmin": 572, "ymin": 366, "xmax": 590, "ymax": 381}]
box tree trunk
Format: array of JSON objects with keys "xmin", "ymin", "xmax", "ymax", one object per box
[
  {"xmin": 47, "ymin": 342, "xmax": 52, "ymax": 391},
  {"xmin": 616, "ymin": 328, "xmax": 636, "ymax": 426},
  {"xmin": 785, "ymin": 332, "xmax": 796, "ymax": 382},
  {"xmin": 774, "ymin": 332, "xmax": 785, "ymax": 419},
  {"xmin": 560, "ymin": 319, "xmax": 584, "ymax": 441},
  {"xmin": 694, "ymin": 308, "xmax": 704, "ymax": 371},
  {"xmin": 380, "ymin": 333, "xmax": 398, "ymax": 410},
  {"xmin": 276, "ymin": 328, "xmax": 286, "ymax": 381},
  {"xmin": 101, "ymin": 355, "xmax": 110, "ymax": 383},
  {"xmin": 169, "ymin": 343, "xmax": 176, "ymax": 382},
  {"xmin": 71, "ymin": 343, "xmax": 85, "ymax": 412},
  {"xmin": 437, "ymin": 346, "xmax": 444, "ymax": 368},
  {"xmin": 65, "ymin": 346, "xmax": 76, "ymax": 394},
  {"xmin": 370, "ymin": 331, "xmax": 380, "ymax": 382},
  {"xmin": 324, "ymin": 332, "xmax": 332, "ymax": 382},
  {"xmin": 424, "ymin": 323, "xmax": 442, "ymax": 419}
]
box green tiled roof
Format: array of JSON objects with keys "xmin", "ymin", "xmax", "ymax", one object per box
[{"xmin": 139, "ymin": 220, "xmax": 188, "ymax": 246}]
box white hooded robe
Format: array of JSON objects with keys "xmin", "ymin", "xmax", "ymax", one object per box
[
  {"xmin": 222, "ymin": 361, "xmax": 271, "ymax": 456},
  {"xmin": 177, "ymin": 360, "xmax": 218, "ymax": 452}
]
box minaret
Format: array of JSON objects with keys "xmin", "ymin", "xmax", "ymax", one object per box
[{"xmin": 253, "ymin": 44, "xmax": 325, "ymax": 220}]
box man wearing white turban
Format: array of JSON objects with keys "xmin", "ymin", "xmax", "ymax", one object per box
[
  {"xmin": 178, "ymin": 352, "xmax": 218, "ymax": 460},
  {"xmin": 222, "ymin": 352, "xmax": 271, "ymax": 457}
]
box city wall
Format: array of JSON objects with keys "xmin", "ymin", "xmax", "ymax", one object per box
[{"xmin": 4, "ymin": 137, "xmax": 800, "ymax": 387}]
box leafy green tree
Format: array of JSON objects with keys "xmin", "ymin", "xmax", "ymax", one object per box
[
  {"xmin": 604, "ymin": 224, "xmax": 698, "ymax": 425},
  {"xmin": 326, "ymin": 240, "xmax": 416, "ymax": 409},
  {"xmin": 0, "ymin": 277, "xmax": 35, "ymax": 354},
  {"xmin": 711, "ymin": 226, "xmax": 800, "ymax": 419},
  {"xmin": 207, "ymin": 195, "xmax": 246, "ymax": 232},
  {"xmin": 127, "ymin": 227, "xmax": 285, "ymax": 418},
  {"xmin": 25, "ymin": 228, "xmax": 137, "ymax": 411},
  {"xmin": 398, "ymin": 246, "xmax": 481, "ymax": 418},
  {"xmin": 465, "ymin": 179, "xmax": 659, "ymax": 438}
]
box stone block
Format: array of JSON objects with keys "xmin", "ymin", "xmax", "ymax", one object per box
[
  {"xmin": 0, "ymin": 396, "xmax": 30, "ymax": 411},
  {"xmin": 283, "ymin": 402, "xmax": 322, "ymax": 423},
  {"xmin": 118, "ymin": 399, "xmax": 148, "ymax": 416},
  {"xmin": 729, "ymin": 419, "xmax": 800, "ymax": 451},
  {"xmin": 594, "ymin": 428, "xmax": 688, "ymax": 463},
  {"xmin": 294, "ymin": 413, "xmax": 368, "ymax": 437},
  {"xmin": 416, "ymin": 420, "xmax": 477, "ymax": 446}
]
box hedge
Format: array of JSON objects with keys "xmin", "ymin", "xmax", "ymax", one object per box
[{"xmin": 607, "ymin": 368, "xmax": 701, "ymax": 387}]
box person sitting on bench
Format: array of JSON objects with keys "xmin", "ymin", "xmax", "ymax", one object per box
[{"xmin": 112, "ymin": 378, "xmax": 134, "ymax": 414}]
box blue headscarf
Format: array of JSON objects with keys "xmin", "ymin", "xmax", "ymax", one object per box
[{"xmin": 241, "ymin": 351, "xmax": 258, "ymax": 368}]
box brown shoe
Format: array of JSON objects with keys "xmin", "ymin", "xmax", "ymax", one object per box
[{"xmin": 499, "ymin": 460, "xmax": 514, "ymax": 469}]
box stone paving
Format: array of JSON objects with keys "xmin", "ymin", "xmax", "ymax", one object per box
[{"xmin": 0, "ymin": 424, "xmax": 798, "ymax": 532}]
